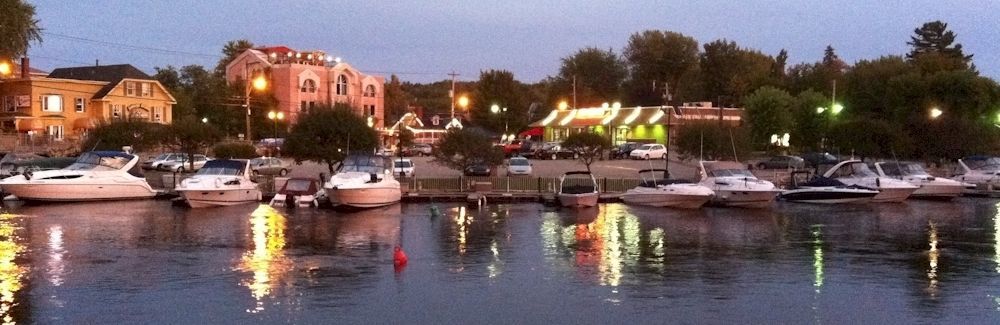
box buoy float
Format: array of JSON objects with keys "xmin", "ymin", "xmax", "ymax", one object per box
[{"xmin": 393, "ymin": 246, "xmax": 408, "ymax": 267}]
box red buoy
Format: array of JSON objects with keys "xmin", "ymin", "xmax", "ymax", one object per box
[{"xmin": 394, "ymin": 246, "xmax": 408, "ymax": 267}]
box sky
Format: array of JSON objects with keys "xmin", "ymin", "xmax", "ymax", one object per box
[{"xmin": 26, "ymin": 0, "xmax": 1000, "ymax": 84}]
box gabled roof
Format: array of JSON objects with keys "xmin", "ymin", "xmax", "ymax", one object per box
[{"xmin": 47, "ymin": 64, "xmax": 155, "ymax": 99}]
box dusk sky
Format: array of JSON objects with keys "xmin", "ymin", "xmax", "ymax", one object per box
[{"xmin": 27, "ymin": 0, "xmax": 1000, "ymax": 84}]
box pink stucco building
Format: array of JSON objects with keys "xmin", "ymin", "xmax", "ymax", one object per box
[{"xmin": 225, "ymin": 46, "xmax": 385, "ymax": 127}]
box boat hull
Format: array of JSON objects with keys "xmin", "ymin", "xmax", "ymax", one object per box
[
  {"xmin": 871, "ymin": 187, "xmax": 918, "ymax": 203},
  {"xmin": 177, "ymin": 188, "xmax": 262, "ymax": 208},
  {"xmin": 622, "ymin": 192, "xmax": 712, "ymax": 209},
  {"xmin": 709, "ymin": 190, "xmax": 779, "ymax": 208},
  {"xmin": 780, "ymin": 188, "xmax": 877, "ymax": 204},
  {"xmin": 1, "ymin": 182, "xmax": 156, "ymax": 201},
  {"xmin": 910, "ymin": 183, "xmax": 964, "ymax": 200},
  {"xmin": 558, "ymin": 193, "xmax": 599, "ymax": 207},
  {"xmin": 326, "ymin": 187, "xmax": 401, "ymax": 208}
]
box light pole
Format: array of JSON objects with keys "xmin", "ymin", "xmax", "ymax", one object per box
[
  {"xmin": 491, "ymin": 104, "xmax": 508, "ymax": 135},
  {"xmin": 267, "ymin": 111, "xmax": 284, "ymax": 139},
  {"xmin": 244, "ymin": 63, "xmax": 268, "ymax": 142},
  {"xmin": 815, "ymin": 103, "xmax": 843, "ymax": 150}
]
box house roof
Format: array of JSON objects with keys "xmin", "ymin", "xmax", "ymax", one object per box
[{"xmin": 47, "ymin": 64, "xmax": 155, "ymax": 99}]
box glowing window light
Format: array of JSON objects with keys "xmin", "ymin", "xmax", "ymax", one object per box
[
  {"xmin": 558, "ymin": 109, "xmax": 577, "ymax": 126},
  {"xmin": 648, "ymin": 109, "xmax": 664, "ymax": 124},
  {"xmin": 621, "ymin": 107, "xmax": 642, "ymax": 125},
  {"xmin": 601, "ymin": 106, "xmax": 620, "ymax": 125},
  {"xmin": 540, "ymin": 110, "xmax": 559, "ymax": 126}
]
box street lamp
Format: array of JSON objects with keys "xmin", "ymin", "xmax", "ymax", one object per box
[
  {"xmin": 244, "ymin": 63, "xmax": 268, "ymax": 142},
  {"xmin": 201, "ymin": 117, "xmax": 208, "ymax": 124},
  {"xmin": 929, "ymin": 107, "xmax": 943, "ymax": 119},
  {"xmin": 267, "ymin": 110, "xmax": 284, "ymax": 139},
  {"xmin": 0, "ymin": 61, "xmax": 11, "ymax": 77},
  {"xmin": 491, "ymin": 104, "xmax": 508, "ymax": 134},
  {"xmin": 457, "ymin": 95, "xmax": 469, "ymax": 110},
  {"xmin": 816, "ymin": 102, "xmax": 844, "ymax": 149}
]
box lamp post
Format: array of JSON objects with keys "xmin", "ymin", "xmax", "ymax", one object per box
[
  {"xmin": 815, "ymin": 103, "xmax": 843, "ymax": 150},
  {"xmin": 0, "ymin": 61, "xmax": 11, "ymax": 78},
  {"xmin": 267, "ymin": 111, "xmax": 284, "ymax": 139},
  {"xmin": 244, "ymin": 63, "xmax": 268, "ymax": 142},
  {"xmin": 491, "ymin": 104, "xmax": 508, "ymax": 135}
]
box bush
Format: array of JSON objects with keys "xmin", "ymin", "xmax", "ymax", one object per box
[{"xmin": 213, "ymin": 142, "xmax": 257, "ymax": 159}]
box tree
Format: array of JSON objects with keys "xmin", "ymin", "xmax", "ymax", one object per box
[
  {"xmin": 561, "ymin": 132, "xmax": 611, "ymax": 173},
  {"xmin": 396, "ymin": 128, "xmax": 414, "ymax": 157},
  {"xmin": 471, "ymin": 69, "xmax": 530, "ymax": 133},
  {"xmin": 673, "ymin": 122, "xmax": 751, "ymax": 161},
  {"xmin": 431, "ymin": 128, "xmax": 503, "ymax": 172},
  {"xmin": 827, "ymin": 118, "xmax": 911, "ymax": 160},
  {"xmin": 283, "ymin": 103, "xmax": 379, "ymax": 173},
  {"xmin": 81, "ymin": 121, "xmax": 167, "ymax": 153},
  {"xmin": 166, "ymin": 117, "xmax": 223, "ymax": 171},
  {"xmin": 699, "ymin": 39, "xmax": 779, "ymax": 105},
  {"xmin": 552, "ymin": 47, "xmax": 627, "ymax": 105},
  {"xmin": 907, "ymin": 21, "xmax": 972, "ymax": 64},
  {"xmin": 790, "ymin": 90, "xmax": 829, "ymax": 151},
  {"xmin": 743, "ymin": 86, "xmax": 794, "ymax": 149},
  {"xmin": 842, "ymin": 56, "xmax": 914, "ymax": 120},
  {"xmin": 623, "ymin": 30, "xmax": 700, "ymax": 105},
  {"xmin": 215, "ymin": 39, "xmax": 255, "ymax": 76},
  {"xmin": 384, "ymin": 74, "xmax": 411, "ymax": 123},
  {"xmin": 0, "ymin": 0, "xmax": 42, "ymax": 60}
]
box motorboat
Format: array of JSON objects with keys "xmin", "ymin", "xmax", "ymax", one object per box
[
  {"xmin": 873, "ymin": 162, "xmax": 966, "ymax": 200},
  {"xmin": 621, "ymin": 169, "xmax": 714, "ymax": 209},
  {"xmin": 950, "ymin": 156, "xmax": 1000, "ymax": 191},
  {"xmin": 175, "ymin": 159, "xmax": 262, "ymax": 208},
  {"xmin": 822, "ymin": 160, "xmax": 918, "ymax": 203},
  {"xmin": 0, "ymin": 151, "xmax": 157, "ymax": 201},
  {"xmin": 324, "ymin": 155, "xmax": 401, "ymax": 208},
  {"xmin": 698, "ymin": 160, "xmax": 781, "ymax": 208},
  {"xmin": 779, "ymin": 173, "xmax": 879, "ymax": 204},
  {"xmin": 270, "ymin": 177, "xmax": 321, "ymax": 208},
  {"xmin": 557, "ymin": 171, "xmax": 599, "ymax": 207}
]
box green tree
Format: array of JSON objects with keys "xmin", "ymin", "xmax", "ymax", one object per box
[
  {"xmin": 431, "ymin": 128, "xmax": 503, "ymax": 172},
  {"xmin": 471, "ymin": 69, "xmax": 530, "ymax": 133},
  {"xmin": 828, "ymin": 119, "xmax": 911, "ymax": 160},
  {"xmin": 623, "ymin": 30, "xmax": 700, "ymax": 105},
  {"xmin": 561, "ymin": 132, "xmax": 611, "ymax": 173},
  {"xmin": 743, "ymin": 86, "xmax": 794, "ymax": 149},
  {"xmin": 790, "ymin": 90, "xmax": 829, "ymax": 151},
  {"xmin": 215, "ymin": 39, "xmax": 255, "ymax": 76},
  {"xmin": 842, "ymin": 56, "xmax": 914, "ymax": 120},
  {"xmin": 673, "ymin": 122, "xmax": 751, "ymax": 161},
  {"xmin": 0, "ymin": 0, "xmax": 42, "ymax": 60},
  {"xmin": 907, "ymin": 21, "xmax": 972, "ymax": 64},
  {"xmin": 283, "ymin": 103, "xmax": 379, "ymax": 173},
  {"xmin": 552, "ymin": 47, "xmax": 627, "ymax": 105},
  {"xmin": 384, "ymin": 74, "xmax": 411, "ymax": 123},
  {"xmin": 166, "ymin": 117, "xmax": 223, "ymax": 171},
  {"xmin": 700, "ymin": 39, "xmax": 779, "ymax": 105},
  {"xmin": 787, "ymin": 46, "xmax": 848, "ymax": 96},
  {"xmin": 81, "ymin": 121, "xmax": 167, "ymax": 153}
]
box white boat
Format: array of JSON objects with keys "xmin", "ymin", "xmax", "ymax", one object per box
[
  {"xmin": 175, "ymin": 159, "xmax": 262, "ymax": 208},
  {"xmin": 873, "ymin": 162, "xmax": 966, "ymax": 200},
  {"xmin": 950, "ymin": 156, "xmax": 1000, "ymax": 191},
  {"xmin": 822, "ymin": 160, "xmax": 918, "ymax": 203},
  {"xmin": 698, "ymin": 160, "xmax": 780, "ymax": 208},
  {"xmin": 557, "ymin": 171, "xmax": 599, "ymax": 207},
  {"xmin": 0, "ymin": 151, "xmax": 156, "ymax": 201},
  {"xmin": 324, "ymin": 155, "xmax": 401, "ymax": 209},
  {"xmin": 621, "ymin": 169, "xmax": 714, "ymax": 209},
  {"xmin": 779, "ymin": 176, "xmax": 880, "ymax": 204}
]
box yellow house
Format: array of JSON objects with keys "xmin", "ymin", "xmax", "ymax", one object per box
[{"xmin": 0, "ymin": 64, "xmax": 176, "ymax": 140}]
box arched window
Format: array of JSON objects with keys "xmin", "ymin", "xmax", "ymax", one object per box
[
  {"xmin": 336, "ymin": 75, "xmax": 349, "ymax": 95},
  {"xmin": 300, "ymin": 79, "xmax": 317, "ymax": 93},
  {"xmin": 363, "ymin": 84, "xmax": 376, "ymax": 97}
]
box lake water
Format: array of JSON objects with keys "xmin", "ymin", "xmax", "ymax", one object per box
[{"xmin": 1, "ymin": 199, "xmax": 999, "ymax": 324}]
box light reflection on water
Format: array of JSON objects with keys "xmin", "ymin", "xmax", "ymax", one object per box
[
  {"xmin": 237, "ymin": 205, "xmax": 291, "ymax": 313},
  {"xmin": 0, "ymin": 213, "xmax": 24, "ymax": 325}
]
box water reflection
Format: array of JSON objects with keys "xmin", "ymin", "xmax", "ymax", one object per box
[
  {"xmin": 927, "ymin": 222, "xmax": 939, "ymax": 297},
  {"xmin": 812, "ymin": 225, "xmax": 824, "ymax": 293},
  {"xmin": 237, "ymin": 205, "xmax": 291, "ymax": 313},
  {"xmin": 542, "ymin": 205, "xmax": 645, "ymax": 287},
  {"xmin": 0, "ymin": 213, "xmax": 25, "ymax": 325},
  {"xmin": 47, "ymin": 225, "xmax": 64, "ymax": 287}
]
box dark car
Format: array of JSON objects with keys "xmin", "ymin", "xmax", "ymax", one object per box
[
  {"xmin": 756, "ymin": 155, "xmax": 805, "ymax": 170},
  {"xmin": 801, "ymin": 152, "xmax": 840, "ymax": 168},
  {"xmin": 610, "ymin": 142, "xmax": 641, "ymax": 160},
  {"xmin": 518, "ymin": 141, "xmax": 541, "ymax": 158},
  {"xmin": 463, "ymin": 163, "xmax": 492, "ymax": 176},
  {"xmin": 539, "ymin": 142, "xmax": 578, "ymax": 160}
]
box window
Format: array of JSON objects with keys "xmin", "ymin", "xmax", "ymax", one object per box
[
  {"xmin": 75, "ymin": 98, "xmax": 85, "ymax": 112},
  {"xmin": 363, "ymin": 84, "xmax": 376, "ymax": 97},
  {"xmin": 301, "ymin": 79, "xmax": 317, "ymax": 93},
  {"xmin": 46, "ymin": 125, "xmax": 64, "ymax": 140},
  {"xmin": 112, "ymin": 104, "xmax": 123, "ymax": 119},
  {"xmin": 369, "ymin": 105, "xmax": 376, "ymax": 116},
  {"xmin": 141, "ymin": 83, "xmax": 152, "ymax": 97},
  {"xmin": 153, "ymin": 107, "xmax": 163, "ymax": 122},
  {"xmin": 3, "ymin": 96, "xmax": 14, "ymax": 112},
  {"xmin": 336, "ymin": 75, "xmax": 348, "ymax": 95},
  {"xmin": 309, "ymin": 101, "xmax": 315, "ymax": 110},
  {"xmin": 301, "ymin": 101, "xmax": 307, "ymax": 111},
  {"xmin": 126, "ymin": 82, "xmax": 136, "ymax": 96},
  {"xmin": 41, "ymin": 95, "xmax": 63, "ymax": 112}
]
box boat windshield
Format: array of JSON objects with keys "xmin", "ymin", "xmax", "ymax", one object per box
[
  {"xmin": 197, "ymin": 160, "xmax": 245, "ymax": 176},
  {"xmin": 832, "ymin": 162, "xmax": 878, "ymax": 178},
  {"xmin": 65, "ymin": 152, "xmax": 132, "ymax": 171},
  {"xmin": 880, "ymin": 163, "xmax": 928, "ymax": 176},
  {"xmin": 965, "ymin": 157, "xmax": 1000, "ymax": 171},
  {"xmin": 709, "ymin": 169, "xmax": 755, "ymax": 178},
  {"xmin": 339, "ymin": 155, "xmax": 389, "ymax": 174}
]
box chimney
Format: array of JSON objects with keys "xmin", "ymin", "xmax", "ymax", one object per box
[{"xmin": 20, "ymin": 57, "xmax": 29, "ymax": 78}]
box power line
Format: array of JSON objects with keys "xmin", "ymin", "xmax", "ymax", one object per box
[{"xmin": 42, "ymin": 32, "xmax": 220, "ymax": 59}]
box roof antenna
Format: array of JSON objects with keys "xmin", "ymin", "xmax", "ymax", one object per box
[{"xmin": 95, "ymin": 59, "xmax": 99, "ymax": 67}]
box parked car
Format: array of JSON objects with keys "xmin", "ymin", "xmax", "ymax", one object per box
[
  {"xmin": 463, "ymin": 163, "xmax": 492, "ymax": 176},
  {"xmin": 255, "ymin": 138, "xmax": 285, "ymax": 156},
  {"xmin": 609, "ymin": 142, "xmax": 642, "ymax": 160},
  {"xmin": 393, "ymin": 158, "xmax": 415, "ymax": 177},
  {"xmin": 506, "ymin": 157, "xmax": 533, "ymax": 176},
  {"xmin": 540, "ymin": 142, "xmax": 578, "ymax": 160},
  {"xmin": 801, "ymin": 152, "xmax": 840, "ymax": 168},
  {"xmin": 158, "ymin": 154, "xmax": 211, "ymax": 172},
  {"xmin": 403, "ymin": 143, "xmax": 433, "ymax": 156},
  {"xmin": 518, "ymin": 141, "xmax": 542, "ymax": 158},
  {"xmin": 502, "ymin": 140, "xmax": 524, "ymax": 157},
  {"xmin": 756, "ymin": 155, "xmax": 805, "ymax": 170},
  {"xmin": 142, "ymin": 153, "xmax": 185, "ymax": 170},
  {"xmin": 629, "ymin": 144, "xmax": 667, "ymax": 160},
  {"xmin": 249, "ymin": 156, "xmax": 291, "ymax": 176}
]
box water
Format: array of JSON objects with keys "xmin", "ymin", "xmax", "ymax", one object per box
[{"xmin": 1, "ymin": 199, "xmax": 999, "ymax": 324}]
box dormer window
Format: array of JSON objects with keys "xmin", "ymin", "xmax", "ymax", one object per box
[
  {"xmin": 301, "ymin": 79, "xmax": 317, "ymax": 93},
  {"xmin": 336, "ymin": 75, "xmax": 348, "ymax": 95},
  {"xmin": 126, "ymin": 82, "xmax": 136, "ymax": 96},
  {"xmin": 363, "ymin": 84, "xmax": 376, "ymax": 97}
]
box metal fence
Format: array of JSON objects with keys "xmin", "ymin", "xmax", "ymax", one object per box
[{"xmin": 400, "ymin": 176, "xmax": 642, "ymax": 193}]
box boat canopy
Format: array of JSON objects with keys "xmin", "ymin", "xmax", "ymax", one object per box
[
  {"xmin": 703, "ymin": 161, "xmax": 754, "ymax": 177},
  {"xmin": 278, "ymin": 178, "xmax": 319, "ymax": 196},
  {"xmin": 877, "ymin": 162, "xmax": 928, "ymax": 177},
  {"xmin": 338, "ymin": 155, "xmax": 390, "ymax": 174},
  {"xmin": 65, "ymin": 151, "xmax": 134, "ymax": 171},
  {"xmin": 962, "ymin": 156, "xmax": 1000, "ymax": 171},
  {"xmin": 830, "ymin": 161, "xmax": 878, "ymax": 178},
  {"xmin": 197, "ymin": 159, "xmax": 246, "ymax": 176}
]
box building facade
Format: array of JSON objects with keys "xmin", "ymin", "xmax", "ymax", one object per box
[
  {"xmin": 528, "ymin": 102, "xmax": 743, "ymax": 145},
  {"xmin": 0, "ymin": 62, "xmax": 175, "ymax": 141},
  {"xmin": 225, "ymin": 46, "xmax": 385, "ymax": 128}
]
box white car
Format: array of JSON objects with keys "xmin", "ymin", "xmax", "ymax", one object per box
[
  {"xmin": 142, "ymin": 153, "xmax": 185, "ymax": 170},
  {"xmin": 158, "ymin": 154, "xmax": 211, "ymax": 172},
  {"xmin": 506, "ymin": 157, "xmax": 533, "ymax": 176},
  {"xmin": 629, "ymin": 144, "xmax": 667, "ymax": 160},
  {"xmin": 393, "ymin": 158, "xmax": 415, "ymax": 177}
]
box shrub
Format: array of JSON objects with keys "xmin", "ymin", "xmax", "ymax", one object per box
[{"xmin": 213, "ymin": 142, "xmax": 257, "ymax": 159}]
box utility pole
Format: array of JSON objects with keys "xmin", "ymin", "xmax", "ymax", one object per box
[
  {"xmin": 663, "ymin": 83, "xmax": 672, "ymax": 179},
  {"xmin": 572, "ymin": 75, "xmax": 577, "ymax": 109},
  {"xmin": 448, "ymin": 71, "xmax": 459, "ymax": 119},
  {"xmin": 244, "ymin": 63, "xmax": 253, "ymax": 142}
]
